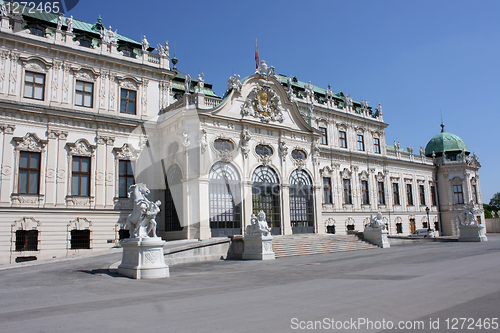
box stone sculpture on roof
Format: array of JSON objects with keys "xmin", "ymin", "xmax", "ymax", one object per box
[
  {"xmin": 157, "ymin": 41, "xmax": 169, "ymax": 57},
  {"xmin": 100, "ymin": 25, "xmax": 118, "ymax": 44},
  {"xmin": 66, "ymin": 16, "xmax": 73, "ymax": 33},
  {"xmin": 141, "ymin": 35, "xmax": 149, "ymax": 51},
  {"xmin": 227, "ymin": 74, "xmax": 242, "ymax": 92},
  {"xmin": 184, "ymin": 74, "xmax": 191, "ymax": 93},
  {"xmin": 197, "ymin": 73, "xmax": 204, "ymax": 93},
  {"xmin": 0, "ymin": 4, "xmax": 7, "ymax": 17},
  {"xmin": 56, "ymin": 14, "xmax": 63, "ymax": 31}
]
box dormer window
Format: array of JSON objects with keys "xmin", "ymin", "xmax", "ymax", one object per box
[
  {"xmin": 30, "ymin": 27, "xmax": 44, "ymax": 37},
  {"xmin": 214, "ymin": 139, "xmax": 233, "ymax": 152},
  {"xmin": 79, "ymin": 39, "xmax": 91, "ymax": 48},
  {"xmin": 118, "ymin": 45, "xmax": 135, "ymax": 58},
  {"xmin": 255, "ymin": 144, "xmax": 272, "ymax": 156},
  {"xmin": 291, "ymin": 149, "xmax": 306, "ymax": 160}
]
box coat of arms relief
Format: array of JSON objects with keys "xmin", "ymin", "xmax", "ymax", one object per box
[{"xmin": 240, "ymin": 85, "xmax": 285, "ymax": 123}]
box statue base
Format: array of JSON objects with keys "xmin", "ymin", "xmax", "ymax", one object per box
[
  {"xmin": 363, "ymin": 227, "xmax": 390, "ymax": 248},
  {"xmin": 459, "ymin": 224, "xmax": 488, "ymax": 242},
  {"xmin": 242, "ymin": 234, "xmax": 275, "ymax": 260},
  {"xmin": 117, "ymin": 237, "xmax": 169, "ymax": 279}
]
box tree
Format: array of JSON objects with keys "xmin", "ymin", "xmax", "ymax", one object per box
[{"xmin": 489, "ymin": 192, "xmax": 500, "ymax": 211}]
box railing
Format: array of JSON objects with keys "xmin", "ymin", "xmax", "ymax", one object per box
[
  {"xmin": 147, "ymin": 53, "xmax": 160, "ymax": 64},
  {"xmin": 204, "ymin": 96, "xmax": 221, "ymax": 108}
]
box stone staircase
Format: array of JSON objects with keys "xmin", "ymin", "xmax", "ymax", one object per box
[{"xmin": 272, "ymin": 234, "xmax": 378, "ymax": 258}]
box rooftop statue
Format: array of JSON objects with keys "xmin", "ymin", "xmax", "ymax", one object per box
[
  {"xmin": 246, "ymin": 211, "xmax": 272, "ymax": 237},
  {"xmin": 197, "ymin": 73, "xmax": 204, "ymax": 93},
  {"xmin": 56, "ymin": 14, "xmax": 63, "ymax": 31},
  {"xmin": 227, "ymin": 74, "xmax": 242, "ymax": 92},
  {"xmin": 157, "ymin": 41, "xmax": 169, "ymax": 57},
  {"xmin": 66, "ymin": 16, "xmax": 73, "ymax": 33},
  {"xmin": 1, "ymin": 4, "xmax": 8, "ymax": 17},
  {"xmin": 100, "ymin": 25, "xmax": 118, "ymax": 44},
  {"xmin": 124, "ymin": 183, "xmax": 161, "ymax": 238},
  {"xmin": 184, "ymin": 74, "xmax": 191, "ymax": 93},
  {"xmin": 141, "ymin": 35, "xmax": 149, "ymax": 52}
]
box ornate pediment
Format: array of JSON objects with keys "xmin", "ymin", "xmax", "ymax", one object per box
[
  {"xmin": 241, "ymin": 85, "xmax": 284, "ymax": 123},
  {"xmin": 359, "ymin": 170, "xmax": 369, "ymax": 181},
  {"xmin": 67, "ymin": 139, "xmax": 95, "ymax": 157},
  {"xmin": 14, "ymin": 133, "xmax": 47, "ymax": 152},
  {"xmin": 113, "ymin": 143, "xmax": 140, "ymax": 160},
  {"xmin": 341, "ymin": 168, "xmax": 351, "ymax": 179}
]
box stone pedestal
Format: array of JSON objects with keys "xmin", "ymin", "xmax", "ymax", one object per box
[
  {"xmin": 117, "ymin": 237, "xmax": 169, "ymax": 279},
  {"xmin": 242, "ymin": 235, "xmax": 275, "ymax": 260},
  {"xmin": 363, "ymin": 227, "xmax": 390, "ymax": 248},
  {"xmin": 459, "ymin": 224, "xmax": 488, "ymax": 242}
]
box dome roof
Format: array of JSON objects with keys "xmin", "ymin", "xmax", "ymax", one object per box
[{"xmin": 425, "ymin": 124, "xmax": 469, "ymax": 157}]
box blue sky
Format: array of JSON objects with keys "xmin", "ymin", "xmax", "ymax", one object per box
[{"xmin": 67, "ymin": 0, "xmax": 500, "ymax": 202}]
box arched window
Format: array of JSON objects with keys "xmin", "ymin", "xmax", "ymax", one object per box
[
  {"xmin": 291, "ymin": 149, "xmax": 306, "ymax": 160},
  {"xmin": 214, "ymin": 139, "xmax": 234, "ymax": 152},
  {"xmin": 289, "ymin": 169, "xmax": 314, "ymax": 233},
  {"xmin": 165, "ymin": 164, "xmax": 182, "ymax": 232},
  {"xmin": 252, "ymin": 166, "xmax": 280, "ymax": 234},
  {"xmin": 255, "ymin": 144, "xmax": 273, "ymax": 156},
  {"xmin": 209, "ymin": 162, "xmax": 241, "ymax": 237}
]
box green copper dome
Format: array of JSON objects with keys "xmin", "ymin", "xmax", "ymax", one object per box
[{"xmin": 425, "ymin": 124, "xmax": 469, "ymax": 157}]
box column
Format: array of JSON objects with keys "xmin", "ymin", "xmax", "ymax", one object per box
[
  {"xmin": 95, "ymin": 136, "xmax": 106, "ymax": 209},
  {"xmin": 105, "ymin": 137, "xmax": 115, "ymax": 208},
  {"xmin": 44, "ymin": 130, "xmax": 58, "ymax": 206},
  {"xmin": 55, "ymin": 132, "xmax": 68, "ymax": 207},
  {"xmin": 0, "ymin": 125, "xmax": 15, "ymax": 206},
  {"xmin": 282, "ymin": 184, "xmax": 292, "ymax": 235}
]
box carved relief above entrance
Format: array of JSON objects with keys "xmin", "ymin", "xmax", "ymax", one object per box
[{"xmin": 240, "ymin": 85, "xmax": 284, "ymax": 123}]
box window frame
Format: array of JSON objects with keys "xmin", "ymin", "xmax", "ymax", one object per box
[
  {"xmin": 378, "ymin": 181, "xmax": 385, "ymax": 205},
  {"xmin": 373, "ymin": 138, "xmax": 381, "ymax": 154},
  {"xmin": 323, "ymin": 177, "xmax": 332, "ymax": 204},
  {"xmin": 453, "ymin": 184, "xmax": 464, "ymax": 204},
  {"xmin": 406, "ymin": 183, "xmax": 414, "ymax": 206},
  {"xmin": 291, "ymin": 149, "xmax": 307, "ymax": 160},
  {"xmin": 214, "ymin": 139, "xmax": 234, "ymax": 152},
  {"xmin": 255, "ymin": 144, "xmax": 273, "ymax": 156},
  {"xmin": 118, "ymin": 160, "xmax": 135, "ymax": 198},
  {"xmin": 431, "ymin": 185, "xmax": 437, "ymax": 206},
  {"xmin": 75, "ymin": 80, "xmax": 94, "ymax": 108},
  {"xmin": 357, "ymin": 134, "xmax": 365, "ymax": 151},
  {"xmin": 361, "ymin": 180, "xmax": 369, "ymax": 205},
  {"xmin": 393, "ymin": 183, "xmax": 400, "ymax": 206},
  {"xmin": 343, "ymin": 179, "xmax": 352, "ymax": 205},
  {"xmin": 18, "ymin": 151, "xmax": 41, "ymax": 195},
  {"xmin": 319, "ymin": 127, "xmax": 328, "ymax": 145},
  {"xmin": 24, "ymin": 71, "xmax": 45, "ymax": 100},
  {"xmin": 419, "ymin": 184, "xmax": 426, "ymax": 206},
  {"xmin": 120, "ymin": 88, "xmax": 137, "ymax": 115},
  {"xmin": 339, "ymin": 131, "xmax": 347, "ymax": 148},
  {"xmin": 71, "ymin": 156, "xmax": 91, "ymax": 196}
]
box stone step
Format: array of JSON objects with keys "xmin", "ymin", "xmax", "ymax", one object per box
[{"xmin": 271, "ymin": 234, "xmax": 378, "ymax": 258}]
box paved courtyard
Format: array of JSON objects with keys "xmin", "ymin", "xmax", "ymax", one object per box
[{"xmin": 1, "ymin": 235, "xmax": 499, "ymax": 332}]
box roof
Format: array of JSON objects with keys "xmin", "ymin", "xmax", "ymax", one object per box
[
  {"xmin": 425, "ymin": 124, "xmax": 469, "ymax": 157},
  {"xmin": 6, "ymin": 0, "xmax": 142, "ymax": 47}
]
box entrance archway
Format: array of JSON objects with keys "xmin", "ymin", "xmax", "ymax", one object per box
[
  {"xmin": 209, "ymin": 162, "xmax": 242, "ymax": 237},
  {"xmin": 289, "ymin": 169, "xmax": 314, "ymax": 234},
  {"xmin": 252, "ymin": 166, "xmax": 281, "ymax": 235}
]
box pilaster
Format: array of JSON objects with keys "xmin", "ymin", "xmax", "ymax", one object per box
[{"xmin": 0, "ymin": 125, "xmax": 15, "ymax": 206}]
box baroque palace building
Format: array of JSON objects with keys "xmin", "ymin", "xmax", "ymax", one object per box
[{"xmin": 0, "ymin": 4, "xmax": 484, "ymax": 264}]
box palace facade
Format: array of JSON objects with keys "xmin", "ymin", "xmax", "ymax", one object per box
[{"xmin": 0, "ymin": 6, "xmax": 484, "ymax": 264}]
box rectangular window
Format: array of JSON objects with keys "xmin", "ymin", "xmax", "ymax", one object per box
[
  {"xmin": 75, "ymin": 80, "xmax": 93, "ymax": 107},
  {"xmin": 378, "ymin": 182, "xmax": 385, "ymax": 205},
  {"xmin": 72, "ymin": 156, "xmax": 91, "ymax": 196},
  {"xmin": 419, "ymin": 185, "xmax": 426, "ymax": 206},
  {"xmin": 24, "ymin": 71, "xmax": 45, "ymax": 100},
  {"xmin": 319, "ymin": 127, "xmax": 328, "ymax": 145},
  {"xmin": 120, "ymin": 89, "xmax": 137, "ymax": 114},
  {"xmin": 406, "ymin": 183, "xmax": 414, "ymax": 206},
  {"xmin": 374, "ymin": 138, "xmax": 381, "ymax": 154},
  {"xmin": 18, "ymin": 151, "xmax": 41, "ymax": 194},
  {"xmin": 393, "ymin": 183, "xmax": 400, "ymax": 206},
  {"xmin": 431, "ymin": 185, "xmax": 437, "ymax": 206},
  {"xmin": 339, "ymin": 131, "xmax": 347, "ymax": 148},
  {"xmin": 453, "ymin": 185, "xmax": 464, "ymax": 204},
  {"xmin": 323, "ymin": 177, "xmax": 332, "ymax": 204},
  {"xmin": 119, "ymin": 160, "xmax": 135, "ymax": 198},
  {"xmin": 70, "ymin": 229, "xmax": 91, "ymax": 249},
  {"xmin": 357, "ymin": 134, "xmax": 364, "ymax": 151},
  {"xmin": 15, "ymin": 230, "xmax": 38, "ymax": 251},
  {"xmin": 343, "ymin": 179, "xmax": 352, "ymax": 205},
  {"xmin": 361, "ymin": 180, "xmax": 369, "ymax": 205}
]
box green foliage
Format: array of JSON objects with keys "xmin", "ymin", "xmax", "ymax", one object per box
[
  {"xmin": 489, "ymin": 192, "xmax": 500, "ymax": 211},
  {"xmin": 484, "ymin": 209, "xmax": 492, "ymax": 219}
]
